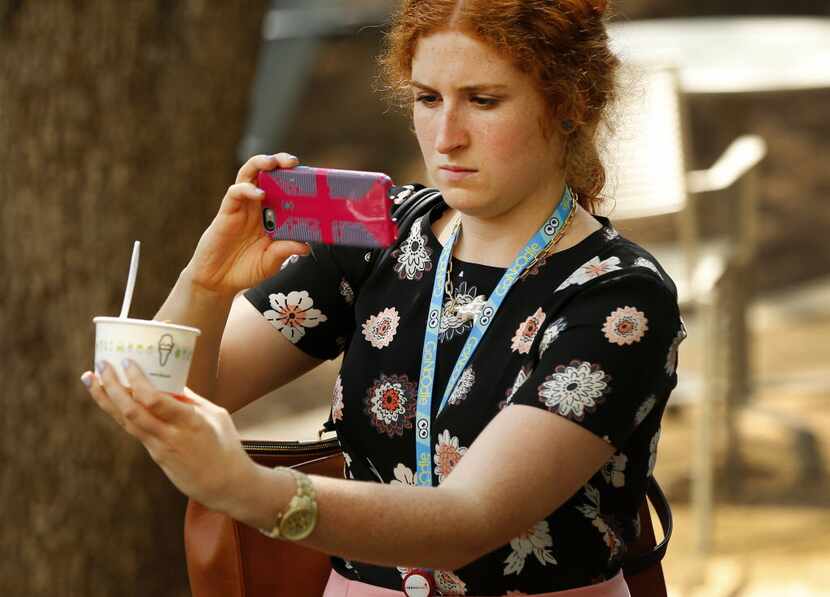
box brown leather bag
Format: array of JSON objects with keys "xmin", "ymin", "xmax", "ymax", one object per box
[
  {"xmin": 184, "ymin": 436, "xmax": 670, "ymax": 597},
  {"xmin": 184, "ymin": 437, "xmax": 343, "ymax": 597}
]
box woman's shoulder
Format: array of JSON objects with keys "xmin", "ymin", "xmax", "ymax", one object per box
[{"xmin": 554, "ymin": 216, "xmax": 679, "ymax": 303}]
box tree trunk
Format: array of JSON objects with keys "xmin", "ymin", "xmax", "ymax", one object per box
[{"xmin": 0, "ymin": 2, "xmax": 266, "ymax": 595}]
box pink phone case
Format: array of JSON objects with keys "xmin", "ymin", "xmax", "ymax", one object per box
[{"xmin": 257, "ymin": 166, "xmax": 397, "ymax": 248}]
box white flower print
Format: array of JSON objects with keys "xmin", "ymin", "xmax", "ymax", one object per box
[
  {"xmin": 503, "ymin": 520, "xmax": 558, "ymax": 575},
  {"xmin": 343, "ymin": 452, "xmax": 354, "ymax": 480},
  {"xmin": 633, "ymin": 257, "xmax": 662, "ymax": 278},
  {"xmin": 263, "ymin": 290, "xmax": 328, "ymax": 343},
  {"xmin": 510, "ymin": 307, "xmax": 546, "ymax": 354},
  {"xmin": 434, "ymin": 430, "xmax": 468, "ymax": 483},
  {"xmin": 665, "ymin": 320, "xmax": 687, "ymax": 375},
  {"xmin": 331, "ymin": 375, "xmax": 344, "ymax": 422},
  {"xmin": 339, "ymin": 278, "xmax": 354, "ymax": 305},
  {"xmin": 576, "ymin": 484, "xmax": 623, "ymax": 561},
  {"xmin": 448, "ymin": 367, "xmax": 475, "ymax": 406},
  {"xmin": 601, "ymin": 453, "xmax": 628, "ymax": 488},
  {"xmin": 364, "ymin": 373, "xmax": 418, "ymax": 437},
  {"xmin": 434, "ymin": 570, "xmax": 468, "ymax": 595},
  {"xmin": 342, "ymin": 558, "xmax": 360, "ymax": 578},
  {"xmin": 537, "ymin": 361, "xmax": 610, "ymax": 421},
  {"xmin": 342, "ymin": 453, "xmax": 384, "ymax": 482},
  {"xmin": 556, "ymin": 256, "xmax": 623, "ymax": 292},
  {"xmin": 648, "ymin": 428, "xmax": 661, "ymax": 476},
  {"xmin": 502, "ymin": 365, "xmax": 531, "ymax": 409},
  {"xmin": 576, "ymin": 485, "xmax": 600, "ymax": 520},
  {"xmin": 440, "ymin": 281, "xmax": 481, "ymax": 342},
  {"xmin": 603, "ymin": 226, "xmax": 620, "ymax": 242},
  {"xmin": 391, "ymin": 218, "xmax": 433, "ymax": 280},
  {"xmin": 280, "ymin": 254, "xmax": 301, "ymax": 270},
  {"xmin": 602, "ymin": 306, "xmax": 649, "ymax": 346},
  {"xmin": 538, "ymin": 317, "xmax": 567, "ymax": 356},
  {"xmin": 362, "ymin": 307, "xmax": 400, "ymax": 349},
  {"xmin": 366, "ymin": 456, "xmax": 384, "ymax": 483},
  {"xmin": 634, "ymin": 395, "xmax": 657, "ymax": 427},
  {"xmin": 390, "ymin": 463, "xmax": 415, "ymax": 486},
  {"xmin": 591, "ymin": 517, "xmax": 623, "ymax": 561}
]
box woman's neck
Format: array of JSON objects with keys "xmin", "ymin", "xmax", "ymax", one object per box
[{"xmin": 434, "ymin": 184, "xmax": 600, "ymax": 268}]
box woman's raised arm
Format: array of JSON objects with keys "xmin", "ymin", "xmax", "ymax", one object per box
[{"xmin": 152, "ymin": 152, "xmax": 320, "ymax": 411}]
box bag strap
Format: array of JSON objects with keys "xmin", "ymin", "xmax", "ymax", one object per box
[
  {"xmin": 376, "ymin": 186, "xmax": 444, "ymax": 273},
  {"xmin": 622, "ymin": 476, "xmax": 673, "ymax": 576},
  {"xmin": 351, "ymin": 185, "xmax": 444, "ymax": 291}
]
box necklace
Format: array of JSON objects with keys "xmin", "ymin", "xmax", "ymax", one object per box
[
  {"xmin": 443, "ymin": 257, "xmax": 488, "ymax": 323},
  {"xmin": 442, "ymin": 191, "xmax": 579, "ymax": 323},
  {"xmin": 518, "ymin": 191, "xmax": 579, "ymax": 281}
]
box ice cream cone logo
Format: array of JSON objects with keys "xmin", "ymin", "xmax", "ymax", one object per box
[{"xmin": 158, "ymin": 334, "xmax": 175, "ymax": 366}]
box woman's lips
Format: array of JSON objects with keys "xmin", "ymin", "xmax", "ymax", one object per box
[{"xmin": 438, "ymin": 166, "xmax": 477, "ymax": 182}]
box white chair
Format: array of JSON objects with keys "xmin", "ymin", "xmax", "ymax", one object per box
[
  {"xmin": 595, "ymin": 64, "xmax": 767, "ymax": 556},
  {"xmin": 598, "ymin": 65, "xmax": 766, "ymax": 306}
]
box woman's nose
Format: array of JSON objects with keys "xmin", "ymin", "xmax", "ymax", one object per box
[{"xmin": 434, "ymin": 108, "xmax": 469, "ymax": 155}]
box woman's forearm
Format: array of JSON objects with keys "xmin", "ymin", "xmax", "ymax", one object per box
[
  {"xmin": 153, "ymin": 268, "xmax": 234, "ymax": 403},
  {"xmin": 234, "ymin": 465, "xmax": 485, "ymax": 571}
]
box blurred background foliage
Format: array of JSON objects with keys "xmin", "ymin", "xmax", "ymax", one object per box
[{"xmin": 1, "ymin": 1, "xmax": 828, "ymax": 595}]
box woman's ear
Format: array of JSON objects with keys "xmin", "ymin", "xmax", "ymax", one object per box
[{"xmin": 555, "ymin": 88, "xmax": 589, "ymax": 135}]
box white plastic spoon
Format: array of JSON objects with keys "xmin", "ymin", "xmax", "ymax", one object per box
[{"xmin": 119, "ymin": 240, "xmax": 140, "ymax": 319}]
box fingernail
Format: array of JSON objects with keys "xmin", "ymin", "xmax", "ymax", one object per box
[
  {"xmin": 96, "ymin": 361, "xmax": 108, "ymax": 374},
  {"xmin": 80, "ymin": 372, "xmax": 93, "ymax": 388},
  {"xmin": 121, "ymin": 358, "xmax": 132, "ymax": 371}
]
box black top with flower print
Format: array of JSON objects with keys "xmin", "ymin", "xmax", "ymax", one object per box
[{"xmin": 244, "ymin": 189, "xmax": 685, "ymax": 596}]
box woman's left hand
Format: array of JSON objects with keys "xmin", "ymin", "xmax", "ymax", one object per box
[{"xmin": 80, "ymin": 360, "xmax": 256, "ymax": 514}]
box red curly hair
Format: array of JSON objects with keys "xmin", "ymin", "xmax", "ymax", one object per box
[{"xmin": 378, "ymin": 0, "xmax": 619, "ymax": 212}]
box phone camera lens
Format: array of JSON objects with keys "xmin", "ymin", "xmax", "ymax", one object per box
[{"xmin": 263, "ymin": 208, "xmax": 276, "ymax": 232}]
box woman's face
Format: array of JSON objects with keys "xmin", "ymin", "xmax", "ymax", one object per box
[{"xmin": 411, "ymin": 29, "xmax": 565, "ymax": 219}]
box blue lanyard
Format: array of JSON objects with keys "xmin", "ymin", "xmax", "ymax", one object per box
[{"xmin": 414, "ymin": 186, "xmax": 575, "ymax": 487}]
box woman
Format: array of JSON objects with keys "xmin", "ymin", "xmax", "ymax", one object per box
[{"xmin": 81, "ymin": 1, "xmax": 685, "ymax": 595}]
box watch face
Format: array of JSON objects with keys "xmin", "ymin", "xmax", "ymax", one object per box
[{"xmin": 281, "ymin": 508, "xmax": 316, "ymax": 541}]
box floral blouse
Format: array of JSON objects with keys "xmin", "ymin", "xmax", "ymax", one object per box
[{"xmin": 244, "ymin": 188, "xmax": 685, "ymax": 596}]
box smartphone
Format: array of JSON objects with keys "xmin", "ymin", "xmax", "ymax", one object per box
[{"xmin": 257, "ymin": 166, "xmax": 397, "ymax": 248}]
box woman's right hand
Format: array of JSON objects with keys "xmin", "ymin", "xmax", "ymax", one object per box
[{"xmin": 183, "ymin": 153, "xmax": 311, "ymax": 297}]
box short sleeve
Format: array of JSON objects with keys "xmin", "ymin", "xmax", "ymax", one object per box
[
  {"xmin": 243, "ymin": 243, "xmax": 371, "ymax": 360},
  {"xmin": 508, "ymin": 273, "xmax": 683, "ymax": 450}
]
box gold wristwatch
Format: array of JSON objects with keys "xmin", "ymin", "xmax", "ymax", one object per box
[{"xmin": 258, "ymin": 467, "xmax": 318, "ymax": 541}]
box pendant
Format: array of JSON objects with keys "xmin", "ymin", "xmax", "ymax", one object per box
[{"xmin": 454, "ymin": 294, "xmax": 488, "ymax": 323}]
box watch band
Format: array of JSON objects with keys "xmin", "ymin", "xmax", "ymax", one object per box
[{"xmin": 258, "ymin": 466, "xmax": 318, "ymax": 541}]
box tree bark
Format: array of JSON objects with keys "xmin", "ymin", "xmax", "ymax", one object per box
[{"xmin": 0, "ymin": 2, "xmax": 266, "ymax": 595}]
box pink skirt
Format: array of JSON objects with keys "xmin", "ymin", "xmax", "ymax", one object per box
[{"xmin": 322, "ymin": 569, "xmax": 631, "ymax": 597}]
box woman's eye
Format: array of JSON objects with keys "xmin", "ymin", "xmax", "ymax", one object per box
[
  {"xmin": 471, "ymin": 96, "xmax": 499, "ymax": 107},
  {"xmin": 415, "ymin": 94, "xmax": 440, "ymax": 106}
]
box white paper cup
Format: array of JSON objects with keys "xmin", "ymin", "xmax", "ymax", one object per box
[{"xmin": 93, "ymin": 316, "xmax": 201, "ymax": 395}]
